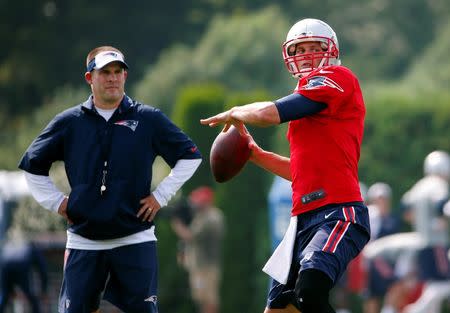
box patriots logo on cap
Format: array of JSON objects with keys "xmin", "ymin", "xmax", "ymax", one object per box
[
  {"xmin": 114, "ymin": 120, "xmax": 139, "ymax": 131},
  {"xmin": 104, "ymin": 52, "xmax": 118, "ymax": 58},
  {"xmin": 301, "ymin": 76, "xmax": 344, "ymax": 92},
  {"xmin": 144, "ymin": 295, "xmax": 157, "ymax": 303}
]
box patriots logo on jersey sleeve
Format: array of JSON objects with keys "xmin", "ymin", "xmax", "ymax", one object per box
[
  {"xmin": 114, "ymin": 120, "xmax": 139, "ymax": 131},
  {"xmin": 301, "ymin": 76, "xmax": 344, "ymax": 92}
]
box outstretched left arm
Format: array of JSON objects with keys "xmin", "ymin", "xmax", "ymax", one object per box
[{"xmin": 200, "ymin": 101, "xmax": 280, "ymax": 131}]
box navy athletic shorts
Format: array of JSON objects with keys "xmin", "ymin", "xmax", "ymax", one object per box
[
  {"xmin": 58, "ymin": 241, "xmax": 158, "ymax": 313},
  {"xmin": 417, "ymin": 245, "xmax": 450, "ymax": 281},
  {"xmin": 267, "ymin": 202, "xmax": 370, "ymax": 309}
]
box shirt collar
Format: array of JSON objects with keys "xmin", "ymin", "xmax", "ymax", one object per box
[{"xmin": 81, "ymin": 94, "xmax": 134, "ymax": 114}]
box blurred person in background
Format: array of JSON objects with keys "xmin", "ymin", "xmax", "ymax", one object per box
[
  {"xmin": 362, "ymin": 182, "xmax": 400, "ymax": 313},
  {"xmin": 171, "ymin": 186, "xmax": 225, "ymax": 313},
  {"xmin": 165, "ymin": 196, "xmax": 195, "ymax": 266},
  {"xmin": 18, "ymin": 46, "xmax": 202, "ymax": 313},
  {"xmin": 402, "ymin": 151, "xmax": 450, "ymax": 233},
  {"xmin": 0, "ymin": 240, "xmax": 48, "ymax": 313},
  {"xmin": 201, "ymin": 18, "xmax": 370, "ymax": 313},
  {"xmin": 366, "ymin": 183, "xmax": 399, "ymax": 240},
  {"xmin": 381, "ymin": 150, "xmax": 450, "ymax": 313},
  {"xmin": 163, "ymin": 195, "xmax": 197, "ymax": 312}
]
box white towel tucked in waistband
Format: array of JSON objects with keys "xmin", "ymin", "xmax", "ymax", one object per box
[{"xmin": 262, "ymin": 216, "xmax": 298, "ymax": 284}]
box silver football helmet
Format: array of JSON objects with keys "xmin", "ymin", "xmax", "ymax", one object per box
[
  {"xmin": 282, "ymin": 18, "xmax": 341, "ymax": 78},
  {"xmin": 424, "ymin": 150, "xmax": 450, "ymax": 180}
]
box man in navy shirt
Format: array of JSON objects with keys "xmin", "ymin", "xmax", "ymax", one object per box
[{"xmin": 19, "ymin": 46, "xmax": 202, "ymax": 313}]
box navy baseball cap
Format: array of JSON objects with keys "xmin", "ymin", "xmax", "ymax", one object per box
[{"xmin": 87, "ymin": 50, "xmax": 129, "ymax": 72}]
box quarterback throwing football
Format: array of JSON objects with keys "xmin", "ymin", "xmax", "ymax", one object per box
[{"xmin": 201, "ymin": 18, "xmax": 370, "ymax": 313}]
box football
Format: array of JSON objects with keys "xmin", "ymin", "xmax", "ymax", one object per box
[{"xmin": 210, "ymin": 125, "xmax": 251, "ymax": 183}]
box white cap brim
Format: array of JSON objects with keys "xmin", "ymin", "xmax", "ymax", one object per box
[{"xmin": 87, "ymin": 50, "xmax": 128, "ymax": 71}]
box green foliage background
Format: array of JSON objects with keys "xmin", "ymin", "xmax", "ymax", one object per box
[{"xmin": 2, "ymin": 1, "xmax": 450, "ymax": 312}]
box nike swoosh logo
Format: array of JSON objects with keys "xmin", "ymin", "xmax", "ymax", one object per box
[
  {"xmin": 324, "ymin": 210, "xmax": 337, "ymax": 219},
  {"xmin": 318, "ymin": 69, "xmax": 333, "ymax": 74}
]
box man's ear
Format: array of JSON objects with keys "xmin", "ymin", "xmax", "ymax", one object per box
[
  {"xmin": 124, "ymin": 70, "xmax": 128, "ymax": 80},
  {"xmin": 84, "ymin": 71, "xmax": 92, "ymax": 85}
]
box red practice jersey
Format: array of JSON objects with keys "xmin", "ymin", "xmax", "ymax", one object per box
[{"xmin": 288, "ymin": 65, "xmax": 365, "ymax": 216}]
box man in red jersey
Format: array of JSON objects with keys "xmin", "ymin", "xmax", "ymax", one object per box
[{"xmin": 201, "ymin": 18, "xmax": 370, "ymax": 313}]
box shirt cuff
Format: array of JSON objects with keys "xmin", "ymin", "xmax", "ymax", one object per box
[
  {"xmin": 152, "ymin": 158, "xmax": 201, "ymax": 207},
  {"xmin": 23, "ymin": 171, "xmax": 66, "ymax": 212}
]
